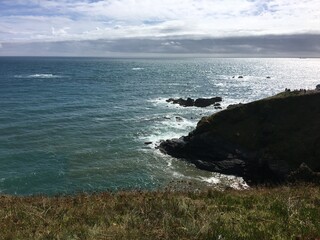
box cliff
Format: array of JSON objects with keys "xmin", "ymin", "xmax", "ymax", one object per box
[{"xmin": 159, "ymin": 90, "xmax": 320, "ymax": 184}]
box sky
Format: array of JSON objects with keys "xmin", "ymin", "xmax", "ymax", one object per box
[{"xmin": 0, "ymin": 0, "xmax": 320, "ymax": 57}]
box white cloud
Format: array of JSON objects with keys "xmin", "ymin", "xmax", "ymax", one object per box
[
  {"xmin": 0, "ymin": 0, "xmax": 320, "ymax": 43},
  {"xmin": 161, "ymin": 41, "xmax": 181, "ymax": 46}
]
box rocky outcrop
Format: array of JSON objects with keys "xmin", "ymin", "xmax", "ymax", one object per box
[
  {"xmin": 159, "ymin": 90, "xmax": 320, "ymax": 184},
  {"xmin": 287, "ymin": 163, "xmax": 320, "ymax": 184},
  {"xmin": 166, "ymin": 97, "xmax": 222, "ymax": 107},
  {"xmin": 166, "ymin": 97, "xmax": 194, "ymax": 107},
  {"xmin": 194, "ymin": 97, "xmax": 222, "ymax": 107}
]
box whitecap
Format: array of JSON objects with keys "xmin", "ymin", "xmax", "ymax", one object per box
[
  {"xmin": 137, "ymin": 114, "xmax": 197, "ymax": 148},
  {"xmin": 230, "ymin": 181, "xmax": 250, "ymax": 190},
  {"xmin": 200, "ymin": 176, "xmax": 221, "ymax": 184},
  {"xmin": 28, "ymin": 74, "xmax": 61, "ymax": 78},
  {"xmin": 214, "ymin": 82, "xmax": 225, "ymax": 87},
  {"xmin": 132, "ymin": 67, "xmax": 144, "ymax": 71},
  {"xmin": 148, "ymin": 97, "xmax": 169, "ymax": 106},
  {"xmin": 162, "ymin": 117, "xmax": 196, "ymax": 130},
  {"xmin": 14, "ymin": 73, "xmax": 62, "ymax": 79},
  {"xmin": 148, "ymin": 97, "xmax": 186, "ymax": 109},
  {"xmin": 139, "ymin": 130, "xmax": 183, "ymax": 149},
  {"xmin": 94, "ymin": 117, "xmax": 108, "ymax": 121}
]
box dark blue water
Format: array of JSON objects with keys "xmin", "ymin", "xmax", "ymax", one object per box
[{"xmin": 0, "ymin": 57, "xmax": 319, "ymax": 195}]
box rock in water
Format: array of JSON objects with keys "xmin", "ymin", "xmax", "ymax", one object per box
[
  {"xmin": 175, "ymin": 116, "xmax": 183, "ymax": 122},
  {"xmin": 194, "ymin": 97, "xmax": 222, "ymax": 107},
  {"xmin": 167, "ymin": 97, "xmax": 222, "ymax": 107},
  {"xmin": 159, "ymin": 90, "xmax": 320, "ymax": 184},
  {"xmin": 166, "ymin": 97, "xmax": 194, "ymax": 107}
]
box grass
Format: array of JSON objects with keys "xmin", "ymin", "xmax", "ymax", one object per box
[{"xmin": 1, "ymin": 185, "xmax": 320, "ymax": 239}]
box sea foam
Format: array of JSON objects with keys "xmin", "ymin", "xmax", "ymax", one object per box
[
  {"xmin": 14, "ymin": 73, "xmax": 62, "ymax": 79},
  {"xmin": 132, "ymin": 67, "xmax": 144, "ymax": 71}
]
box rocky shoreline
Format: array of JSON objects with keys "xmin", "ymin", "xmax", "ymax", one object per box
[{"xmin": 158, "ymin": 88, "xmax": 320, "ymax": 185}]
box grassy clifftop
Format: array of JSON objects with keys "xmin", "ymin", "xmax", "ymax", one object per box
[{"xmin": 1, "ymin": 185, "xmax": 320, "ymax": 239}]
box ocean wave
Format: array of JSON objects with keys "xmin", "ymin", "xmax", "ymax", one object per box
[
  {"xmin": 148, "ymin": 97, "xmax": 168, "ymax": 105},
  {"xmin": 198, "ymin": 174, "xmax": 249, "ymax": 189},
  {"xmin": 139, "ymin": 130, "xmax": 183, "ymax": 149},
  {"xmin": 132, "ymin": 67, "xmax": 144, "ymax": 71},
  {"xmin": 137, "ymin": 113, "xmax": 196, "ymax": 146},
  {"xmin": 200, "ymin": 176, "xmax": 221, "ymax": 184},
  {"xmin": 148, "ymin": 97, "xmax": 184, "ymax": 109},
  {"xmin": 162, "ymin": 116, "xmax": 195, "ymax": 130},
  {"xmin": 14, "ymin": 74, "xmax": 62, "ymax": 79}
]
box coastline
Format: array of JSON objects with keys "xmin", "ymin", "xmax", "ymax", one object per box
[
  {"xmin": 159, "ymin": 89, "xmax": 320, "ymax": 185},
  {"xmin": 1, "ymin": 57, "xmax": 320, "ymax": 195},
  {"xmin": 1, "ymin": 89, "xmax": 320, "ymax": 238}
]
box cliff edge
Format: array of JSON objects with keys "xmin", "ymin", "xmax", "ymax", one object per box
[{"xmin": 159, "ymin": 89, "xmax": 320, "ymax": 184}]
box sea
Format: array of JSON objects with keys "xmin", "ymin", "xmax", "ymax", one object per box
[{"xmin": 0, "ymin": 57, "xmax": 319, "ymax": 195}]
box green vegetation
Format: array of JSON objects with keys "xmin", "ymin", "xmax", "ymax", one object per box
[{"xmin": 1, "ymin": 185, "xmax": 320, "ymax": 239}]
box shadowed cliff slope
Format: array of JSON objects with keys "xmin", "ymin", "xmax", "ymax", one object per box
[{"xmin": 159, "ymin": 90, "xmax": 320, "ymax": 184}]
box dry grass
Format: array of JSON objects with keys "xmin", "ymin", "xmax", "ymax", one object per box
[{"xmin": 1, "ymin": 185, "xmax": 320, "ymax": 239}]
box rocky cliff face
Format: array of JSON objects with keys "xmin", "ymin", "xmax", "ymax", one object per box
[{"xmin": 159, "ymin": 90, "xmax": 320, "ymax": 184}]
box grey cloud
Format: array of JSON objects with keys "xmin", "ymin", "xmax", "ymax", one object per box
[{"xmin": 1, "ymin": 34, "xmax": 320, "ymax": 57}]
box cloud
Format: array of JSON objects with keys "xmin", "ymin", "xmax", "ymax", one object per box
[
  {"xmin": 1, "ymin": 0, "xmax": 320, "ymax": 43},
  {"xmin": 1, "ymin": 0, "xmax": 320, "ymax": 56},
  {"xmin": 1, "ymin": 34, "xmax": 320, "ymax": 57},
  {"xmin": 161, "ymin": 41, "xmax": 181, "ymax": 46}
]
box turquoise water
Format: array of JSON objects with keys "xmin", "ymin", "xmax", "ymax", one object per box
[{"xmin": 0, "ymin": 57, "xmax": 319, "ymax": 195}]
